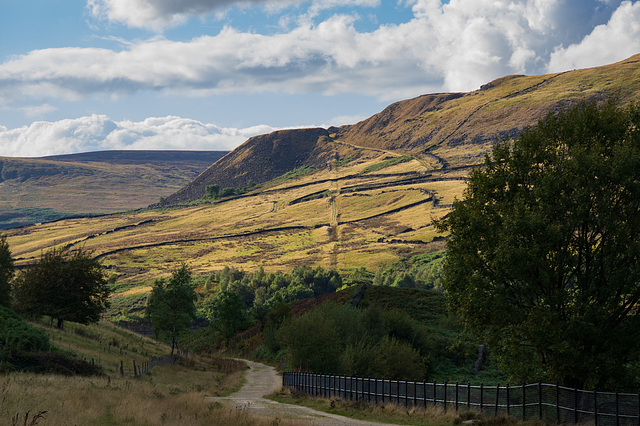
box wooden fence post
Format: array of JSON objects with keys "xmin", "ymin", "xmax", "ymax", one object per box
[
  {"xmin": 423, "ymin": 380, "xmax": 427, "ymax": 409},
  {"xmin": 133, "ymin": 360, "xmax": 137, "ymax": 377},
  {"xmin": 444, "ymin": 381, "xmax": 448, "ymax": 412},
  {"xmin": 594, "ymin": 388, "xmax": 598, "ymax": 426},
  {"xmin": 616, "ymin": 389, "xmax": 620, "ymax": 426},
  {"xmin": 574, "ymin": 386, "xmax": 578, "ymax": 424},
  {"xmin": 507, "ymin": 384, "xmax": 510, "ymax": 417},
  {"xmin": 495, "ymin": 384, "xmax": 500, "ymax": 416},
  {"xmin": 523, "ymin": 384, "xmax": 526, "ymax": 421},
  {"xmin": 556, "ymin": 384, "xmax": 560, "ymax": 423},
  {"xmin": 539, "ymin": 382, "xmax": 543, "ymax": 420}
]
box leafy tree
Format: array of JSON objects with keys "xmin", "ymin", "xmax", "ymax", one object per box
[
  {"xmin": 146, "ymin": 264, "xmax": 197, "ymax": 355},
  {"xmin": 209, "ymin": 290, "xmax": 250, "ymax": 345},
  {"xmin": 435, "ymin": 100, "xmax": 640, "ymax": 389},
  {"xmin": 205, "ymin": 184, "xmax": 220, "ymax": 199},
  {"xmin": 0, "ymin": 235, "xmax": 14, "ymax": 307},
  {"xmin": 12, "ymin": 247, "xmax": 110, "ymax": 329}
]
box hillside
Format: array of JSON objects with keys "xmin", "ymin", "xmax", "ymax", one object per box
[
  {"xmin": 0, "ymin": 150, "xmax": 227, "ymax": 228},
  {"xmin": 5, "ymin": 55, "xmax": 640, "ymax": 285},
  {"xmin": 160, "ymin": 54, "xmax": 640, "ymax": 206}
]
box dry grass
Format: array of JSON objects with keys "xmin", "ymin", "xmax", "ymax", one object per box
[
  {"xmin": 268, "ymin": 387, "xmax": 544, "ymax": 426},
  {"xmin": 6, "ymin": 153, "xmax": 465, "ymax": 284},
  {"xmin": 1, "ymin": 318, "xmax": 293, "ymax": 425},
  {"xmin": 0, "ymin": 365, "xmax": 275, "ymax": 426}
]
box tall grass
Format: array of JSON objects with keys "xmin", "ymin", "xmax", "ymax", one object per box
[{"xmin": 1, "ymin": 318, "xmax": 294, "ymax": 425}]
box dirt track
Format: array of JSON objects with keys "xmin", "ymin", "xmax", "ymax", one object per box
[{"xmin": 209, "ymin": 359, "xmax": 396, "ymax": 425}]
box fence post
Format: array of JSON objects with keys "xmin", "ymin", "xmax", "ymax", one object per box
[
  {"xmin": 539, "ymin": 382, "xmax": 543, "ymax": 420},
  {"xmin": 616, "ymin": 388, "xmax": 620, "ymax": 426},
  {"xmin": 480, "ymin": 383, "xmax": 484, "ymax": 413},
  {"xmin": 574, "ymin": 386, "xmax": 578, "ymax": 424},
  {"xmin": 375, "ymin": 378, "xmax": 378, "ymax": 404},
  {"xmin": 120, "ymin": 360, "xmax": 124, "ymax": 377},
  {"xmin": 414, "ymin": 380, "xmax": 418, "ymax": 407},
  {"xmin": 495, "ymin": 384, "xmax": 500, "ymax": 417},
  {"xmin": 507, "ymin": 384, "xmax": 510, "ymax": 417},
  {"xmin": 556, "ymin": 384, "xmax": 560, "ymax": 423},
  {"xmin": 434, "ymin": 381, "xmax": 437, "ymax": 406},
  {"xmin": 455, "ymin": 382, "xmax": 459, "ymax": 411},
  {"xmin": 594, "ymin": 388, "xmax": 598, "ymax": 426},
  {"xmin": 423, "ymin": 380, "xmax": 427, "ymax": 409},
  {"xmin": 133, "ymin": 360, "xmax": 137, "ymax": 377},
  {"xmin": 467, "ymin": 382, "xmax": 471, "ymax": 411},
  {"xmin": 523, "ymin": 384, "xmax": 526, "ymax": 421},
  {"xmin": 444, "ymin": 381, "xmax": 448, "ymax": 412}
]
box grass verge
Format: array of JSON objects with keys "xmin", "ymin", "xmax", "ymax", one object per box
[{"xmin": 267, "ymin": 387, "xmax": 544, "ymax": 425}]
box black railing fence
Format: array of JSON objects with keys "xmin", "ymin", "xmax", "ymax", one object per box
[{"xmin": 283, "ymin": 372, "xmax": 640, "ymax": 425}]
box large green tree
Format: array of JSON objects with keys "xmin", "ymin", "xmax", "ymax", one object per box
[
  {"xmin": 146, "ymin": 264, "xmax": 196, "ymax": 355},
  {"xmin": 12, "ymin": 247, "xmax": 110, "ymax": 328},
  {"xmin": 436, "ymin": 100, "xmax": 640, "ymax": 390},
  {"xmin": 0, "ymin": 235, "xmax": 14, "ymax": 307}
]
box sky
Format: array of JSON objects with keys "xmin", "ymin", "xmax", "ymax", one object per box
[{"xmin": 1, "ymin": 0, "xmax": 640, "ymax": 157}]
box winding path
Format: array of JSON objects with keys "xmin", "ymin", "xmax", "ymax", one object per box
[{"xmin": 209, "ymin": 359, "xmax": 396, "ymax": 425}]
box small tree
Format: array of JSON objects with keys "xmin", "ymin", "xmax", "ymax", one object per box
[
  {"xmin": 205, "ymin": 184, "xmax": 220, "ymax": 199},
  {"xmin": 13, "ymin": 247, "xmax": 110, "ymax": 328},
  {"xmin": 0, "ymin": 235, "xmax": 14, "ymax": 307},
  {"xmin": 146, "ymin": 264, "xmax": 196, "ymax": 355},
  {"xmin": 209, "ymin": 291, "xmax": 249, "ymax": 345}
]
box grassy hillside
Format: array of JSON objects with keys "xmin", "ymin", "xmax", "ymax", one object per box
[
  {"xmin": 0, "ymin": 317, "xmax": 274, "ymax": 425},
  {"xmin": 0, "ymin": 150, "xmax": 227, "ymax": 228},
  {"xmin": 6, "ymin": 150, "xmax": 458, "ymax": 286},
  {"xmin": 160, "ymin": 54, "xmax": 640, "ymax": 206},
  {"xmin": 5, "ymin": 55, "xmax": 640, "ymax": 300}
]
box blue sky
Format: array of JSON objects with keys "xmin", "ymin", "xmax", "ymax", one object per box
[{"xmin": 1, "ymin": 0, "xmax": 640, "ymax": 157}]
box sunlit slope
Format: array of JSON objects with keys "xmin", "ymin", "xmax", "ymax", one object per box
[
  {"xmin": 162, "ymin": 54, "xmax": 640, "ymax": 207},
  {"xmin": 336, "ymin": 54, "xmax": 640, "ymax": 167},
  {"xmin": 7, "ymin": 151, "xmax": 463, "ymax": 282},
  {"xmin": 0, "ymin": 151, "xmax": 227, "ymax": 228}
]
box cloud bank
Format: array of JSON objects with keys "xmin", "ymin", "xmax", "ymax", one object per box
[
  {"xmin": 0, "ymin": 115, "xmax": 277, "ymax": 157},
  {"xmin": 2, "ymin": 0, "xmax": 639, "ymax": 155},
  {"xmin": 2, "ymin": 0, "xmax": 637, "ymax": 111}
]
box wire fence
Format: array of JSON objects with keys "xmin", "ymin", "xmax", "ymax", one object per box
[{"xmin": 283, "ymin": 372, "xmax": 640, "ymax": 425}]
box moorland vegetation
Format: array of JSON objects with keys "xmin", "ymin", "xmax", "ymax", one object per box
[{"xmin": 3, "ymin": 58, "xmax": 640, "ymax": 424}]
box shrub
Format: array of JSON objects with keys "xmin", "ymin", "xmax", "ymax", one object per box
[{"xmin": 0, "ymin": 306, "xmax": 50, "ymax": 359}]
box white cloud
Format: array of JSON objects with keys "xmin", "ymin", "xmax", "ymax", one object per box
[
  {"xmin": 87, "ymin": 0, "xmax": 381, "ymax": 31},
  {"xmin": 1, "ymin": 0, "xmax": 636, "ymax": 117},
  {"xmin": 87, "ymin": 0, "xmax": 302, "ymax": 31},
  {"xmin": 0, "ymin": 115, "xmax": 277, "ymax": 157},
  {"xmin": 547, "ymin": 1, "xmax": 640, "ymax": 72}
]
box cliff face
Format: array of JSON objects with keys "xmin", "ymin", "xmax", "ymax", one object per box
[
  {"xmin": 159, "ymin": 54, "xmax": 640, "ymax": 206},
  {"xmin": 158, "ymin": 128, "xmax": 331, "ymax": 205}
]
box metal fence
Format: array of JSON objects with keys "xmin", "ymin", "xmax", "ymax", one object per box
[{"xmin": 283, "ymin": 372, "xmax": 640, "ymax": 425}]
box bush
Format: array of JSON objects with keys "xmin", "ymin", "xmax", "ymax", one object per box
[{"xmin": 0, "ymin": 306, "xmax": 50, "ymax": 359}]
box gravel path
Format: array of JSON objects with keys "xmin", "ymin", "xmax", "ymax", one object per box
[{"xmin": 209, "ymin": 359, "xmax": 396, "ymax": 425}]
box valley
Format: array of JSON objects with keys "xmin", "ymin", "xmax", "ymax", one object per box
[
  {"xmin": 0, "ymin": 150, "xmax": 227, "ymax": 229},
  {"xmin": 6, "ymin": 146, "xmax": 462, "ymax": 284}
]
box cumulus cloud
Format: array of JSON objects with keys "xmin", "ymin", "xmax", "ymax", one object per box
[
  {"xmin": 1, "ymin": 0, "xmax": 637, "ymax": 115},
  {"xmin": 547, "ymin": 1, "xmax": 640, "ymax": 71},
  {"xmin": 87, "ymin": 0, "xmax": 378, "ymax": 31},
  {"xmin": 0, "ymin": 115, "xmax": 277, "ymax": 157}
]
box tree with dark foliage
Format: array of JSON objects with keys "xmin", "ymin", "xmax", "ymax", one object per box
[
  {"xmin": 0, "ymin": 235, "xmax": 14, "ymax": 307},
  {"xmin": 146, "ymin": 264, "xmax": 196, "ymax": 355},
  {"xmin": 13, "ymin": 247, "xmax": 110, "ymax": 329},
  {"xmin": 436, "ymin": 100, "xmax": 640, "ymax": 390}
]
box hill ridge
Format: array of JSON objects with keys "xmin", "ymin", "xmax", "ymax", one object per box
[{"xmin": 158, "ymin": 54, "xmax": 640, "ymax": 207}]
